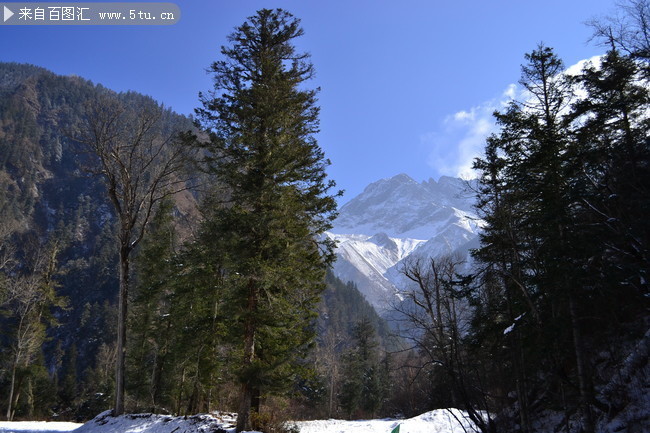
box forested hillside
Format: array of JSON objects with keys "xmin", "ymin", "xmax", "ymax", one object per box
[
  {"xmin": 0, "ymin": 50, "xmax": 392, "ymax": 425},
  {"xmin": 0, "ymin": 61, "xmax": 199, "ymax": 419}
]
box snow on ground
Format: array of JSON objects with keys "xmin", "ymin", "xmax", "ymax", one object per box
[
  {"xmin": 73, "ymin": 411, "xmax": 237, "ymax": 433},
  {"xmin": 296, "ymin": 409, "xmax": 476, "ymax": 433},
  {"xmin": 0, "ymin": 421, "xmax": 81, "ymax": 432},
  {"xmin": 0, "ymin": 408, "xmax": 477, "ymax": 433}
]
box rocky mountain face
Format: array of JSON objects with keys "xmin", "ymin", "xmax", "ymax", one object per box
[{"xmin": 327, "ymin": 173, "xmax": 482, "ymax": 314}]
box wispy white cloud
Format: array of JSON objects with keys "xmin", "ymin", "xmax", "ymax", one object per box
[
  {"xmin": 502, "ymin": 83, "xmax": 517, "ymax": 100},
  {"xmin": 564, "ymin": 54, "xmax": 602, "ymax": 77},
  {"xmin": 422, "ymin": 56, "xmax": 602, "ymax": 180},
  {"xmin": 422, "ymin": 83, "xmax": 519, "ymax": 180}
]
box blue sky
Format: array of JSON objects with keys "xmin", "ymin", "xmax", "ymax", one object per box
[{"xmin": 1, "ymin": 0, "xmax": 619, "ymax": 202}]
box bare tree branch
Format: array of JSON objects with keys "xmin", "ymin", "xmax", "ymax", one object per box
[{"xmin": 71, "ymin": 93, "xmax": 197, "ymax": 415}]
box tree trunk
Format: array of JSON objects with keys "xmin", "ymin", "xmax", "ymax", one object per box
[
  {"xmin": 236, "ymin": 280, "xmax": 258, "ymax": 432},
  {"xmin": 252, "ymin": 387, "xmax": 261, "ymax": 414},
  {"xmin": 237, "ymin": 383, "xmax": 253, "ymax": 432},
  {"xmin": 569, "ymin": 295, "xmax": 594, "ymax": 433},
  {"xmin": 508, "ymin": 287, "xmax": 531, "ymax": 433},
  {"xmin": 514, "ymin": 333, "xmax": 531, "ymax": 433},
  {"xmin": 114, "ymin": 244, "xmax": 130, "ymax": 416},
  {"xmin": 9, "ymin": 375, "xmax": 24, "ymax": 423},
  {"xmin": 26, "ymin": 378, "xmax": 34, "ymax": 419},
  {"xmin": 6, "ymin": 361, "xmax": 17, "ymax": 421},
  {"xmin": 328, "ymin": 363, "xmax": 337, "ymax": 418}
]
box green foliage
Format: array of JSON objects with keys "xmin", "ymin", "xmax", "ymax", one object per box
[
  {"xmin": 319, "ymin": 271, "xmax": 393, "ymax": 348},
  {"xmin": 192, "ymin": 8, "xmax": 340, "ymax": 430},
  {"xmin": 127, "ymin": 198, "xmax": 226, "ymax": 414},
  {"xmin": 339, "ymin": 318, "xmax": 388, "ymax": 419},
  {"xmin": 470, "ymin": 43, "xmax": 649, "ymax": 431}
]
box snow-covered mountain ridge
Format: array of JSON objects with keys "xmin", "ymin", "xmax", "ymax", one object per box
[
  {"xmin": 328, "ymin": 173, "xmax": 482, "ymax": 313},
  {"xmin": 333, "ymin": 173, "xmax": 478, "ymax": 239}
]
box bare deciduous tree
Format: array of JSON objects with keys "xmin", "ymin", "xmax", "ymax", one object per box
[
  {"xmin": 314, "ymin": 331, "xmax": 344, "ymax": 418},
  {"xmin": 2, "ymin": 240, "xmax": 64, "ymax": 421},
  {"xmin": 74, "ymin": 94, "xmax": 194, "ymax": 415},
  {"xmin": 396, "ymin": 255, "xmax": 494, "ymax": 433},
  {"xmin": 589, "ymin": 0, "xmax": 650, "ymax": 71}
]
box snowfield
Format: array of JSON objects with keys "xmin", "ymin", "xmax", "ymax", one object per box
[
  {"xmin": 0, "ymin": 421, "xmax": 81, "ymax": 432},
  {"xmin": 0, "ymin": 408, "xmax": 477, "ymax": 433},
  {"xmin": 73, "ymin": 411, "xmax": 236, "ymax": 433},
  {"xmin": 296, "ymin": 409, "xmax": 476, "ymax": 433}
]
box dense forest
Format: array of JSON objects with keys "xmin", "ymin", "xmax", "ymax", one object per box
[{"xmin": 0, "ymin": 2, "xmax": 649, "ymax": 433}]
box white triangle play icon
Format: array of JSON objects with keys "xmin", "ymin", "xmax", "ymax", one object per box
[{"xmin": 4, "ymin": 6, "xmax": 14, "ymax": 22}]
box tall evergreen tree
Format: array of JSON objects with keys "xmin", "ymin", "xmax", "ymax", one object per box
[
  {"xmin": 472, "ymin": 41, "xmax": 649, "ymax": 431},
  {"xmin": 570, "ymin": 50, "xmax": 650, "ymax": 307},
  {"xmin": 471, "ymin": 45, "xmax": 593, "ymax": 432},
  {"xmin": 193, "ymin": 9, "xmax": 339, "ymax": 432},
  {"xmin": 339, "ymin": 318, "xmax": 387, "ymax": 419}
]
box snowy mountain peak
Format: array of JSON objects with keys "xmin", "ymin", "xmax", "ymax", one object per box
[
  {"xmin": 329, "ymin": 174, "xmax": 482, "ymax": 313},
  {"xmin": 372, "ymin": 173, "xmax": 419, "ymax": 187},
  {"xmin": 332, "ymin": 174, "xmax": 476, "ymax": 239},
  {"xmin": 339, "ymin": 173, "xmax": 423, "ymax": 217},
  {"xmin": 387, "ymin": 172, "xmax": 419, "ymax": 185}
]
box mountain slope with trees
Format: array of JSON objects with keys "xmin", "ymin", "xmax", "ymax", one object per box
[{"xmin": 0, "ymin": 13, "xmax": 390, "ymax": 426}]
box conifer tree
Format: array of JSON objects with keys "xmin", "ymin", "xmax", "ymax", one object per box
[
  {"xmin": 127, "ymin": 199, "xmax": 177, "ymax": 411},
  {"xmin": 472, "ymin": 45, "xmax": 588, "ymax": 432},
  {"xmin": 193, "ymin": 9, "xmax": 339, "ymax": 431},
  {"xmin": 472, "ymin": 41, "xmax": 649, "ymax": 431},
  {"xmin": 339, "ymin": 318, "xmax": 387, "ymax": 419},
  {"xmin": 570, "ymin": 50, "xmax": 650, "ymax": 307},
  {"xmin": 128, "ymin": 198, "xmax": 225, "ymax": 414}
]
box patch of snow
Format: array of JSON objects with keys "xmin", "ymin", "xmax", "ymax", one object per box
[
  {"xmin": 503, "ymin": 313, "xmax": 525, "ymax": 335},
  {"xmin": 296, "ymin": 408, "xmax": 476, "ymax": 433},
  {"xmin": 3, "ymin": 409, "xmax": 478, "ymax": 433},
  {"xmin": 0, "ymin": 421, "xmax": 81, "ymax": 432},
  {"xmin": 73, "ymin": 411, "xmax": 239, "ymax": 433}
]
